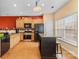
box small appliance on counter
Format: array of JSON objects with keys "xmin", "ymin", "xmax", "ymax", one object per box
[{"xmin": 23, "ymin": 31, "xmax": 32, "ymax": 41}]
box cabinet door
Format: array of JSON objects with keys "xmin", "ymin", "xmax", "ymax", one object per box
[{"xmin": 16, "ymin": 20, "xmax": 24, "ymax": 28}]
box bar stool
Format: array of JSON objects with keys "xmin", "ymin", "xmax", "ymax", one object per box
[{"xmin": 56, "ymin": 38, "xmax": 62, "ymax": 55}]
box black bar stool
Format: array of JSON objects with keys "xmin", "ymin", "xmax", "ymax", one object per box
[
  {"xmin": 56, "ymin": 43, "xmax": 62, "ymax": 54},
  {"xmin": 56, "ymin": 38, "xmax": 63, "ymax": 56}
]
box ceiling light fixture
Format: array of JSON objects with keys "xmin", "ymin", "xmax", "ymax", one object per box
[
  {"xmin": 33, "ymin": 6, "xmax": 42, "ymax": 12},
  {"xmin": 33, "ymin": 0, "xmax": 42, "ymax": 12}
]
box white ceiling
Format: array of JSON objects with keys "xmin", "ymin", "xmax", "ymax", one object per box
[{"xmin": 0, "ymin": 0, "xmax": 69, "ymax": 16}]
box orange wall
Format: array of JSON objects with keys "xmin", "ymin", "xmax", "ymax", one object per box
[
  {"xmin": 0, "ymin": 16, "xmax": 43, "ymax": 29},
  {"xmin": 55, "ymin": 0, "xmax": 77, "ymax": 20}
]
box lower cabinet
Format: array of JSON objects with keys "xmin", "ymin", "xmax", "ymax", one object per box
[
  {"xmin": 41, "ymin": 37, "xmax": 57, "ymax": 59},
  {"xmin": 1, "ymin": 33, "xmax": 10, "ymax": 56},
  {"xmin": 0, "ymin": 40, "xmax": 1, "ymax": 57}
]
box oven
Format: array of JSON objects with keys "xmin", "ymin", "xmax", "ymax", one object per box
[{"xmin": 23, "ymin": 31, "xmax": 32, "ymax": 40}]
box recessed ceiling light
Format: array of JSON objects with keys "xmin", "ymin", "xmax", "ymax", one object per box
[
  {"xmin": 27, "ymin": 3, "xmax": 31, "ymax": 6},
  {"xmin": 41, "ymin": 4, "xmax": 45, "ymax": 7},
  {"xmin": 51, "ymin": 6, "xmax": 54, "ymax": 8},
  {"xmin": 13, "ymin": 4, "xmax": 17, "ymax": 7}
]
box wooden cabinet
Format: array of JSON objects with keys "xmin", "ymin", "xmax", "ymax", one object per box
[
  {"xmin": 24, "ymin": 18, "xmax": 34, "ymax": 28},
  {"xmin": 20, "ymin": 32, "xmax": 24, "ymax": 41},
  {"xmin": 16, "ymin": 17, "xmax": 43, "ymax": 29},
  {"xmin": 16, "ymin": 19, "xmax": 24, "ymax": 28},
  {"xmin": 16, "ymin": 17, "xmax": 43, "ymax": 41},
  {"xmin": 10, "ymin": 33, "xmax": 20, "ymax": 48}
]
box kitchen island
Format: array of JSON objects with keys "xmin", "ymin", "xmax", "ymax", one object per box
[{"xmin": 0, "ymin": 31, "xmax": 21, "ymax": 57}]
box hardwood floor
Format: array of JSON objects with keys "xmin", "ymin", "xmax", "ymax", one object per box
[
  {"xmin": 57, "ymin": 49, "xmax": 77, "ymax": 59},
  {"xmin": 1, "ymin": 41, "xmax": 77, "ymax": 59},
  {"xmin": 2, "ymin": 42, "xmax": 41, "ymax": 59}
]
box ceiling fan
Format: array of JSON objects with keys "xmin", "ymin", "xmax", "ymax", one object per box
[
  {"xmin": 33, "ymin": 0, "xmax": 54, "ymax": 12},
  {"xmin": 35, "ymin": 0, "xmax": 38, "ymax": 6},
  {"xmin": 35, "ymin": 0, "xmax": 40, "ymax": 6},
  {"xmin": 35, "ymin": 0, "xmax": 54, "ymax": 8},
  {"xmin": 33, "ymin": 0, "xmax": 42, "ymax": 12}
]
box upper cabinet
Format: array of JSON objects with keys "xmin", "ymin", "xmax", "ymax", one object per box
[
  {"xmin": 16, "ymin": 17, "xmax": 24, "ymax": 28},
  {"xmin": 16, "ymin": 17, "xmax": 43, "ymax": 29},
  {"xmin": 24, "ymin": 18, "xmax": 34, "ymax": 28}
]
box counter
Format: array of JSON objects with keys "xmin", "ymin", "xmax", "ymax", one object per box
[
  {"xmin": 10, "ymin": 33, "xmax": 21, "ymax": 48},
  {"xmin": 0, "ymin": 33, "xmax": 21, "ymax": 57},
  {"xmin": 1, "ymin": 33, "xmax": 10, "ymax": 56}
]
